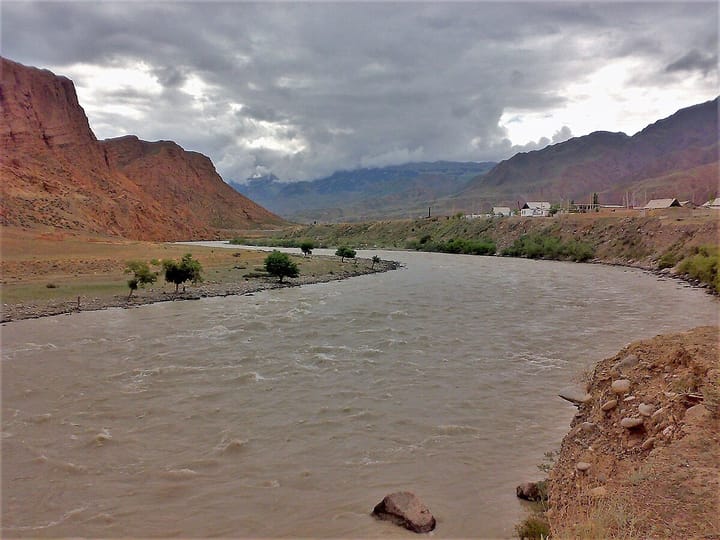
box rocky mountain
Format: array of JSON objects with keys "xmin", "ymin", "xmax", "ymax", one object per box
[
  {"xmin": 230, "ymin": 161, "xmax": 496, "ymax": 222},
  {"xmin": 456, "ymin": 98, "xmax": 719, "ymax": 208},
  {"xmin": 0, "ymin": 57, "xmax": 283, "ymax": 240}
]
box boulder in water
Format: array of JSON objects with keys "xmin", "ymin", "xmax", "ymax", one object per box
[
  {"xmin": 516, "ymin": 481, "xmax": 547, "ymax": 502},
  {"xmin": 372, "ymin": 491, "xmax": 436, "ymax": 533}
]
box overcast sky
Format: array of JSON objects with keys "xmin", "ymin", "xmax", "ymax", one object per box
[{"xmin": 3, "ymin": 1, "xmax": 718, "ymax": 182}]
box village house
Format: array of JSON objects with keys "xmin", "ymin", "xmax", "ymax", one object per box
[
  {"xmin": 643, "ymin": 198, "xmax": 681, "ymax": 209},
  {"xmin": 520, "ymin": 202, "xmax": 551, "ymax": 217},
  {"xmin": 492, "ymin": 206, "xmax": 512, "ymax": 217},
  {"xmin": 701, "ymin": 198, "xmax": 720, "ymax": 209}
]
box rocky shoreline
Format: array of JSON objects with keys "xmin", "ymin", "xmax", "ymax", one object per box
[
  {"xmin": 523, "ymin": 326, "xmax": 719, "ymax": 538},
  {"xmin": 0, "ymin": 258, "xmax": 400, "ymax": 324}
]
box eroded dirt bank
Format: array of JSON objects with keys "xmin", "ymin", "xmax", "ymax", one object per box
[{"xmin": 548, "ymin": 326, "xmax": 719, "ymax": 538}]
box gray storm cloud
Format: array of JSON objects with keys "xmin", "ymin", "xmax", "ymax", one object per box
[{"xmin": 2, "ymin": 2, "xmax": 717, "ymax": 182}]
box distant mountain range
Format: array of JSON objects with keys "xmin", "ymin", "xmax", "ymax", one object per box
[
  {"xmin": 451, "ymin": 98, "xmax": 719, "ymax": 211},
  {"xmin": 4, "ymin": 56, "xmax": 716, "ymax": 234},
  {"xmin": 0, "ymin": 57, "xmax": 284, "ymax": 240},
  {"xmin": 231, "ymin": 161, "xmax": 496, "ymax": 222},
  {"xmin": 233, "ymin": 98, "xmax": 718, "ymax": 221}
]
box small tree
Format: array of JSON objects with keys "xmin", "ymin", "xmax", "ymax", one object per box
[
  {"xmin": 300, "ymin": 240, "xmax": 314, "ymax": 257},
  {"xmin": 371, "ymin": 255, "xmax": 381, "ymax": 269},
  {"xmin": 162, "ymin": 253, "xmax": 203, "ymax": 294},
  {"xmin": 264, "ymin": 250, "xmax": 299, "ymax": 282},
  {"xmin": 335, "ymin": 246, "xmax": 356, "ymax": 262},
  {"xmin": 124, "ymin": 260, "xmax": 158, "ymax": 299}
]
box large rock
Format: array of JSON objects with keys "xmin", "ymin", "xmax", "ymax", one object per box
[
  {"xmin": 516, "ymin": 481, "xmax": 547, "ymax": 502},
  {"xmin": 611, "ymin": 379, "xmax": 631, "ymax": 394},
  {"xmin": 601, "ymin": 399, "xmax": 618, "ymax": 411},
  {"xmin": 558, "ymin": 386, "xmax": 592, "ymax": 405},
  {"xmin": 372, "ymin": 491, "xmax": 436, "ymax": 533},
  {"xmin": 620, "ymin": 417, "xmax": 644, "ymax": 429}
]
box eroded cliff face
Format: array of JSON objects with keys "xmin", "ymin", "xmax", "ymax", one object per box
[
  {"xmin": 0, "ymin": 57, "xmax": 283, "ymax": 240},
  {"xmin": 101, "ymin": 136, "xmax": 280, "ymax": 234}
]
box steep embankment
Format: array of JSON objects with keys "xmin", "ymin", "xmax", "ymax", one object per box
[
  {"xmin": 548, "ymin": 326, "xmax": 719, "ymax": 538},
  {"xmin": 0, "ymin": 57, "xmax": 283, "ymax": 240},
  {"xmin": 264, "ymin": 211, "xmax": 718, "ymax": 270}
]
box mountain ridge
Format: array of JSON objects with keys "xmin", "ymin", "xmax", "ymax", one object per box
[
  {"xmin": 458, "ymin": 98, "xmax": 719, "ymax": 208},
  {"xmin": 0, "ymin": 57, "xmax": 284, "ymax": 240},
  {"xmin": 231, "ymin": 161, "xmax": 496, "ymax": 222}
]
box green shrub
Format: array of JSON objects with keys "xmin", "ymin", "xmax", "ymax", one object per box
[
  {"xmin": 658, "ymin": 251, "xmax": 680, "ymax": 270},
  {"xmin": 125, "ymin": 260, "xmax": 158, "ymax": 298},
  {"xmin": 417, "ymin": 237, "xmax": 496, "ymax": 256},
  {"xmin": 228, "ymin": 237, "xmax": 246, "ymax": 245},
  {"xmin": 300, "ymin": 240, "xmax": 314, "ymax": 256},
  {"xmin": 335, "ymin": 246, "xmax": 357, "ymax": 261},
  {"xmin": 263, "ymin": 251, "xmax": 299, "ymax": 282},
  {"xmin": 501, "ymin": 233, "xmax": 594, "ymax": 262},
  {"xmin": 161, "ymin": 254, "xmax": 203, "ymax": 293},
  {"xmin": 677, "ymin": 245, "xmax": 719, "ymax": 292}
]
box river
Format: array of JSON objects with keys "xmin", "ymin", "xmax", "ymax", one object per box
[{"xmin": 2, "ymin": 249, "xmax": 716, "ymax": 537}]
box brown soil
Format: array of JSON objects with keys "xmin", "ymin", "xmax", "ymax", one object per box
[
  {"xmin": 549, "ymin": 326, "xmax": 720, "ymax": 539},
  {"xmin": 0, "ymin": 227, "xmax": 398, "ymax": 322}
]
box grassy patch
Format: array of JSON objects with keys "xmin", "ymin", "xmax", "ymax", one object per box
[
  {"xmin": 676, "ymin": 245, "xmax": 719, "ymax": 292},
  {"xmin": 501, "ymin": 233, "xmax": 594, "ymax": 262},
  {"xmin": 657, "ymin": 251, "xmax": 680, "ymax": 269},
  {"xmin": 407, "ymin": 237, "xmax": 496, "ymax": 255},
  {"xmin": 558, "ymin": 494, "xmax": 645, "ymax": 539},
  {"xmin": 515, "ymin": 513, "xmax": 550, "ymax": 539}
]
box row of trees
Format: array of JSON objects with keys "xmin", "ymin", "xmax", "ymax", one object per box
[
  {"xmin": 299, "ymin": 240, "xmax": 355, "ymax": 261},
  {"xmin": 124, "ymin": 253, "xmax": 203, "ymax": 299},
  {"xmin": 125, "ymin": 246, "xmax": 379, "ymax": 297}
]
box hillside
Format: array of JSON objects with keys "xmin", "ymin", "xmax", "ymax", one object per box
[
  {"xmin": 0, "ymin": 57, "xmax": 284, "ymax": 240},
  {"xmin": 231, "ymin": 161, "xmax": 495, "ymax": 222},
  {"xmin": 254, "ymin": 210, "xmax": 718, "ymax": 273},
  {"xmin": 456, "ymin": 98, "xmax": 719, "ymax": 208}
]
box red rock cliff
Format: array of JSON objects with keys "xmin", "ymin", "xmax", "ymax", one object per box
[{"xmin": 0, "ymin": 57, "xmax": 284, "ymax": 240}]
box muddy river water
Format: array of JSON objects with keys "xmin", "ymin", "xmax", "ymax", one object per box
[{"xmin": 2, "ymin": 249, "xmax": 716, "ymax": 537}]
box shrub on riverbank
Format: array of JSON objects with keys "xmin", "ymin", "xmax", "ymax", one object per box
[
  {"xmin": 677, "ymin": 245, "xmax": 718, "ymax": 292},
  {"xmin": 407, "ymin": 237, "xmax": 496, "ymax": 255},
  {"xmin": 501, "ymin": 233, "xmax": 594, "ymax": 262},
  {"xmin": 264, "ymin": 250, "xmax": 299, "ymax": 282}
]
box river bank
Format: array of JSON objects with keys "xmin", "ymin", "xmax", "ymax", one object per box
[
  {"xmin": 0, "ymin": 227, "xmax": 399, "ymax": 323},
  {"xmin": 547, "ymin": 326, "xmax": 719, "ymax": 538},
  {"xmin": 1, "ymin": 259, "xmax": 399, "ymax": 323},
  {"xmin": 246, "ymin": 210, "xmax": 719, "ymax": 293}
]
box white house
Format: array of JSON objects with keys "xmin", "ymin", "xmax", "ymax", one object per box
[
  {"xmin": 702, "ymin": 198, "xmax": 720, "ymax": 209},
  {"xmin": 492, "ymin": 206, "xmax": 512, "ymax": 217},
  {"xmin": 644, "ymin": 198, "xmax": 680, "ymax": 209},
  {"xmin": 520, "ymin": 202, "xmax": 551, "ymax": 217}
]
